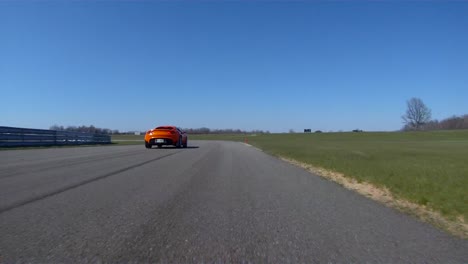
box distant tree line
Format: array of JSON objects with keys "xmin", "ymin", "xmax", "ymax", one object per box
[
  {"xmin": 49, "ymin": 125, "xmax": 270, "ymax": 135},
  {"xmin": 49, "ymin": 125, "xmax": 119, "ymax": 135},
  {"xmin": 182, "ymin": 127, "xmax": 270, "ymax": 134},
  {"xmin": 402, "ymin": 114, "xmax": 468, "ymax": 131},
  {"xmin": 401, "ymin": 97, "xmax": 468, "ymax": 131}
]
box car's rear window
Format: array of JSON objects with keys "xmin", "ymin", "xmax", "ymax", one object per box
[{"xmin": 156, "ymin": 126, "xmax": 174, "ymax": 130}]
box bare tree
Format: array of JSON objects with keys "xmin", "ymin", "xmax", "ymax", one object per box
[{"xmin": 402, "ymin": 98, "xmax": 432, "ymax": 130}]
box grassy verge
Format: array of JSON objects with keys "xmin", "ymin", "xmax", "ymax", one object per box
[
  {"xmin": 111, "ymin": 134, "xmax": 144, "ymax": 145},
  {"xmin": 194, "ymin": 130, "xmax": 468, "ymax": 233},
  {"xmin": 112, "ymin": 134, "xmax": 144, "ymax": 141},
  {"xmin": 189, "ymin": 134, "xmax": 249, "ymax": 141}
]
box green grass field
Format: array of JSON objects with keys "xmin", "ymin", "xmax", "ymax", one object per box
[{"xmin": 187, "ymin": 130, "xmax": 468, "ymax": 221}]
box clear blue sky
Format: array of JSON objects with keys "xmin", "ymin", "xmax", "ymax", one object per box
[{"xmin": 1, "ymin": 1, "xmax": 467, "ymax": 133}]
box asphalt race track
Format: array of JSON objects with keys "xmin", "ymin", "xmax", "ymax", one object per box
[{"xmin": 1, "ymin": 141, "xmax": 467, "ymax": 262}]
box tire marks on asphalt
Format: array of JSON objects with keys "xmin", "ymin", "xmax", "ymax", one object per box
[
  {"xmin": 0, "ymin": 149, "xmax": 145, "ymax": 179},
  {"xmin": 0, "ymin": 151, "xmax": 182, "ymax": 214}
]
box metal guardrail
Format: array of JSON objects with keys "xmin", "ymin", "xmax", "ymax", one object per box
[{"xmin": 0, "ymin": 126, "xmax": 111, "ymax": 147}]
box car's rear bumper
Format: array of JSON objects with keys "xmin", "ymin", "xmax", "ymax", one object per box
[{"xmin": 147, "ymin": 137, "xmax": 175, "ymax": 145}]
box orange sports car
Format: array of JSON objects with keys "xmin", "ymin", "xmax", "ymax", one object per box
[{"xmin": 144, "ymin": 126, "xmax": 188, "ymax": 149}]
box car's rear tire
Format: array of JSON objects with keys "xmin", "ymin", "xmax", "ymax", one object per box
[
  {"xmin": 145, "ymin": 142, "xmax": 152, "ymax": 149},
  {"xmin": 183, "ymin": 139, "xmax": 188, "ymax": 148},
  {"xmin": 176, "ymin": 137, "xmax": 182, "ymax": 148}
]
